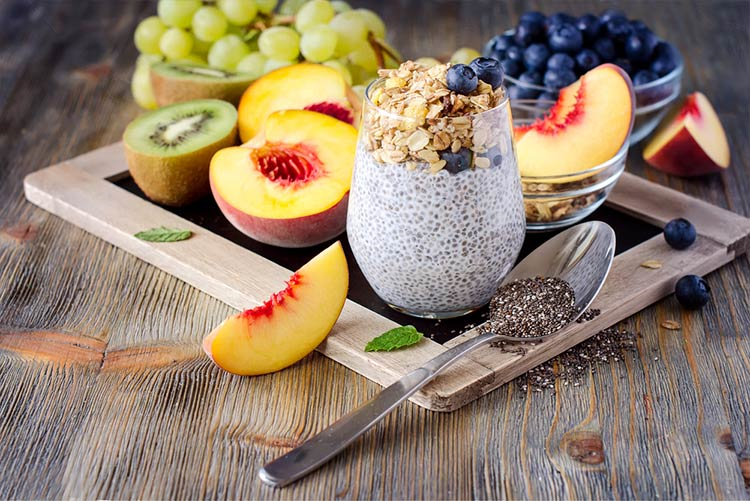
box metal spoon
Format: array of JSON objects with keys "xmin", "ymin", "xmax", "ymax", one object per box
[{"xmin": 259, "ymin": 221, "xmax": 616, "ymax": 488}]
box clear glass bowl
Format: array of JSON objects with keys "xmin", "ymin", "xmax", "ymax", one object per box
[
  {"xmin": 503, "ymin": 31, "xmax": 683, "ymax": 144},
  {"xmin": 512, "ymin": 99, "xmax": 628, "ymax": 232}
]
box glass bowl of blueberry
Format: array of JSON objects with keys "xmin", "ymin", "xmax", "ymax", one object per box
[
  {"xmin": 486, "ymin": 9, "xmax": 683, "ymax": 144},
  {"xmin": 512, "ymin": 99, "xmax": 629, "ymax": 231}
]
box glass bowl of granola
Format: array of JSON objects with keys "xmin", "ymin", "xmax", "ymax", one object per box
[{"xmin": 512, "ymin": 99, "xmax": 628, "ymax": 231}]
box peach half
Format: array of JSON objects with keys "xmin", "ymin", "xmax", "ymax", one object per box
[
  {"xmin": 237, "ymin": 63, "xmax": 360, "ymax": 142},
  {"xmin": 514, "ymin": 64, "xmax": 635, "ymax": 178},
  {"xmin": 643, "ymin": 92, "xmax": 730, "ymax": 176},
  {"xmin": 210, "ymin": 109, "xmax": 357, "ymax": 248},
  {"xmin": 202, "ymin": 241, "xmax": 349, "ymax": 376}
]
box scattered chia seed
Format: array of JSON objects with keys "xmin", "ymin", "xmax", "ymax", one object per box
[
  {"xmin": 576, "ymin": 308, "xmax": 601, "ymax": 323},
  {"xmin": 487, "ymin": 277, "xmax": 578, "ymax": 339}
]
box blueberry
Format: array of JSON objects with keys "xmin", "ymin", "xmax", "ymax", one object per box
[
  {"xmin": 664, "ymin": 218, "xmax": 697, "ymax": 249},
  {"xmin": 548, "ymin": 23, "xmax": 584, "ymax": 54},
  {"xmin": 613, "ymin": 58, "xmax": 633, "ymax": 75},
  {"xmin": 507, "ymin": 85, "xmax": 540, "ymax": 100},
  {"xmin": 523, "ymin": 43, "xmax": 550, "ymax": 70},
  {"xmin": 633, "ymin": 70, "xmax": 658, "ymax": 86},
  {"xmin": 538, "ymin": 91, "xmax": 559, "ymax": 101},
  {"xmin": 484, "ymin": 145, "xmax": 504, "ymax": 167},
  {"xmin": 519, "ymin": 70, "xmax": 543, "ymax": 86},
  {"xmin": 469, "ymin": 57, "xmax": 504, "ymax": 88},
  {"xmin": 446, "ymin": 64, "xmax": 478, "ymax": 94},
  {"xmin": 674, "ymin": 275, "xmax": 711, "ymax": 310},
  {"xmin": 576, "ymin": 13, "xmax": 602, "ymax": 42},
  {"xmin": 629, "ymin": 19, "xmax": 650, "ymax": 33},
  {"xmin": 515, "ymin": 20, "xmax": 544, "ymax": 47},
  {"xmin": 547, "ymin": 12, "xmax": 577, "ymax": 31},
  {"xmin": 650, "ymin": 42, "xmax": 679, "ymax": 75},
  {"xmin": 593, "ymin": 37, "xmax": 616, "ymax": 61},
  {"xmin": 599, "ymin": 8, "xmax": 626, "ymax": 24},
  {"xmin": 520, "ymin": 11, "xmax": 547, "ymax": 29},
  {"xmin": 547, "ymin": 53, "xmax": 576, "ymax": 71},
  {"xmin": 575, "ymin": 49, "xmax": 601, "ymax": 73},
  {"xmin": 505, "ymin": 45, "xmax": 524, "ymax": 62},
  {"xmin": 482, "ymin": 34, "xmax": 514, "ymax": 59},
  {"xmin": 625, "ymin": 34, "xmax": 652, "ymax": 63},
  {"xmin": 440, "ymin": 148, "xmax": 473, "ymax": 174},
  {"xmin": 500, "ymin": 58, "xmax": 522, "ymax": 78},
  {"xmin": 606, "ymin": 16, "xmax": 634, "ymax": 43},
  {"xmin": 544, "ymin": 68, "xmax": 577, "ymax": 90}
]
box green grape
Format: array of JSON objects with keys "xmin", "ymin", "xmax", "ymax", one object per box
[
  {"xmin": 279, "ymin": 0, "xmax": 307, "ymax": 15},
  {"xmin": 157, "ymin": 0, "xmax": 201, "ymax": 28},
  {"xmin": 192, "ymin": 6, "xmax": 228, "ymax": 42},
  {"xmin": 159, "ymin": 27, "xmax": 194, "ymax": 59},
  {"xmin": 300, "ymin": 25, "xmax": 337, "ymax": 62},
  {"xmin": 347, "ymin": 42, "xmax": 377, "ymax": 72},
  {"xmin": 258, "ymin": 26, "xmax": 300, "ymax": 61},
  {"xmin": 255, "ymin": 0, "xmax": 278, "ymax": 14},
  {"xmin": 134, "ymin": 16, "xmax": 168, "ymax": 55},
  {"xmin": 236, "ymin": 52, "xmax": 268, "ymax": 79},
  {"xmin": 346, "ymin": 62, "xmax": 373, "ymax": 85},
  {"xmin": 354, "ymin": 9, "xmax": 385, "ymax": 38},
  {"xmin": 450, "ymin": 47, "xmax": 481, "ymax": 65},
  {"xmin": 217, "ymin": 0, "xmax": 258, "ymax": 26},
  {"xmin": 331, "ymin": 1, "xmax": 351, "ymax": 13},
  {"xmin": 295, "ymin": 0, "xmax": 335, "ymax": 33},
  {"xmin": 136, "ymin": 53, "xmax": 165, "ymax": 70},
  {"xmin": 131, "ymin": 66, "xmax": 157, "ymax": 109},
  {"xmin": 322, "ymin": 59, "xmax": 352, "ymax": 85},
  {"xmin": 175, "ymin": 53, "xmax": 208, "ymax": 64},
  {"xmin": 208, "ymin": 34, "xmax": 251, "ymax": 70},
  {"xmin": 264, "ymin": 58, "xmax": 293, "ymax": 73},
  {"xmin": 329, "ymin": 11, "xmax": 367, "ymax": 56},
  {"xmin": 414, "ymin": 57, "xmax": 440, "ymax": 68},
  {"xmin": 192, "ymin": 37, "xmax": 213, "ymax": 55}
]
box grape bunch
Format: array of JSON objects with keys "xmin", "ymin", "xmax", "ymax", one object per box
[{"xmin": 132, "ymin": 0, "xmax": 399, "ymax": 109}]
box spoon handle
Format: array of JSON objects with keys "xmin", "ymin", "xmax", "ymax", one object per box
[{"xmin": 259, "ymin": 331, "xmax": 498, "ymax": 487}]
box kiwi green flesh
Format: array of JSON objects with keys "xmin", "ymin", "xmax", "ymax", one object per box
[
  {"xmin": 152, "ymin": 62, "xmax": 255, "ymax": 83},
  {"xmin": 124, "ymin": 99, "xmax": 238, "ymax": 157}
]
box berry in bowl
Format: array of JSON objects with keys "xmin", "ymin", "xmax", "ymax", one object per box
[
  {"xmin": 485, "ymin": 9, "xmax": 682, "ymax": 144},
  {"xmin": 512, "ymin": 64, "xmax": 635, "ymax": 231}
]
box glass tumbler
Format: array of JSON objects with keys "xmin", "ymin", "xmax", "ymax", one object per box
[{"xmin": 346, "ymin": 79, "xmax": 526, "ymax": 319}]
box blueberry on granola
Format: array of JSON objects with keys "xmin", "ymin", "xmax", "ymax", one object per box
[
  {"xmin": 440, "ymin": 148, "xmax": 473, "ymax": 174},
  {"xmin": 446, "ymin": 64, "xmax": 478, "ymax": 94},
  {"xmin": 469, "ymin": 57, "xmax": 504, "ymax": 89}
]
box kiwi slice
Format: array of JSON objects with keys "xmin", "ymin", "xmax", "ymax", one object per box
[
  {"xmin": 123, "ymin": 99, "xmax": 238, "ymax": 207},
  {"xmin": 150, "ymin": 63, "xmax": 256, "ymax": 106}
]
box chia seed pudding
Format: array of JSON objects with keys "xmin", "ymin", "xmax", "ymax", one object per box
[{"xmin": 347, "ymin": 61, "xmax": 526, "ymax": 318}]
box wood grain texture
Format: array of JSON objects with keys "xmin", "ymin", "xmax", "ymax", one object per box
[{"xmin": 1, "ymin": 0, "xmax": 749, "ymax": 498}]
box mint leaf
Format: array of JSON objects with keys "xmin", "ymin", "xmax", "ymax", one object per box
[
  {"xmin": 135, "ymin": 227, "xmax": 192, "ymax": 242},
  {"xmin": 365, "ymin": 325, "xmax": 424, "ymax": 352}
]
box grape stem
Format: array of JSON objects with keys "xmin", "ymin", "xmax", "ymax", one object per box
[{"xmin": 367, "ymin": 32, "xmax": 401, "ymax": 69}]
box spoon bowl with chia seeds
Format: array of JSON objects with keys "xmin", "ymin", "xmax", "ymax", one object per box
[{"xmin": 259, "ymin": 221, "xmax": 616, "ymax": 488}]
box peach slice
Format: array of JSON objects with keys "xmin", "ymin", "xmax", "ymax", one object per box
[
  {"xmin": 237, "ymin": 63, "xmax": 360, "ymax": 142},
  {"xmin": 514, "ymin": 64, "xmax": 635, "ymax": 178},
  {"xmin": 210, "ymin": 109, "xmax": 357, "ymax": 247},
  {"xmin": 203, "ymin": 241, "xmax": 349, "ymax": 376},
  {"xmin": 643, "ymin": 92, "xmax": 730, "ymax": 176}
]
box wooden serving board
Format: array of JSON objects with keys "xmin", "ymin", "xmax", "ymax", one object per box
[{"xmin": 23, "ymin": 142, "xmax": 750, "ymax": 411}]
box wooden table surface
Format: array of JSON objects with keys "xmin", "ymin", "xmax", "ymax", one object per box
[{"xmin": 1, "ymin": 0, "xmax": 749, "ymax": 498}]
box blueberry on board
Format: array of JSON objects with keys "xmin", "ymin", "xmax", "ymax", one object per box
[
  {"xmin": 576, "ymin": 13, "xmax": 602, "ymax": 42},
  {"xmin": 544, "ymin": 68, "xmax": 577, "ymax": 90},
  {"xmin": 538, "ymin": 91, "xmax": 559, "ymax": 101},
  {"xmin": 520, "ymin": 11, "xmax": 547, "ymax": 30},
  {"xmin": 606, "ymin": 16, "xmax": 634, "ymax": 43},
  {"xmin": 613, "ymin": 58, "xmax": 633, "ymax": 75},
  {"xmin": 674, "ymin": 275, "xmax": 711, "ymax": 310},
  {"xmin": 599, "ymin": 8, "xmax": 627, "ymax": 24},
  {"xmin": 625, "ymin": 34, "xmax": 652, "ymax": 63},
  {"xmin": 633, "ymin": 70, "xmax": 658, "ymax": 86},
  {"xmin": 500, "ymin": 58, "xmax": 522, "ymax": 78},
  {"xmin": 547, "ymin": 53, "xmax": 576, "ymax": 71},
  {"xmin": 575, "ymin": 49, "xmax": 601, "ymax": 73},
  {"xmin": 548, "ymin": 23, "xmax": 584, "ymax": 54},
  {"xmin": 515, "ymin": 20, "xmax": 544, "ymax": 47},
  {"xmin": 482, "ymin": 34, "xmax": 514, "ymax": 59},
  {"xmin": 446, "ymin": 64, "xmax": 478, "ymax": 94},
  {"xmin": 593, "ymin": 37, "xmax": 616, "ymax": 61},
  {"xmin": 523, "ymin": 43, "xmax": 550, "ymax": 70},
  {"xmin": 505, "ymin": 45, "xmax": 524, "ymax": 62},
  {"xmin": 664, "ymin": 218, "xmax": 697, "ymax": 249},
  {"xmin": 519, "ymin": 70, "xmax": 543, "ymax": 86},
  {"xmin": 508, "ymin": 85, "xmax": 540, "ymax": 100},
  {"xmin": 469, "ymin": 57, "xmax": 504, "ymax": 88},
  {"xmin": 440, "ymin": 148, "xmax": 473, "ymax": 174}
]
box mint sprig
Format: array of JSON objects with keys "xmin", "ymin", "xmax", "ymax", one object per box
[
  {"xmin": 365, "ymin": 325, "xmax": 424, "ymax": 352},
  {"xmin": 135, "ymin": 226, "xmax": 192, "ymax": 242}
]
